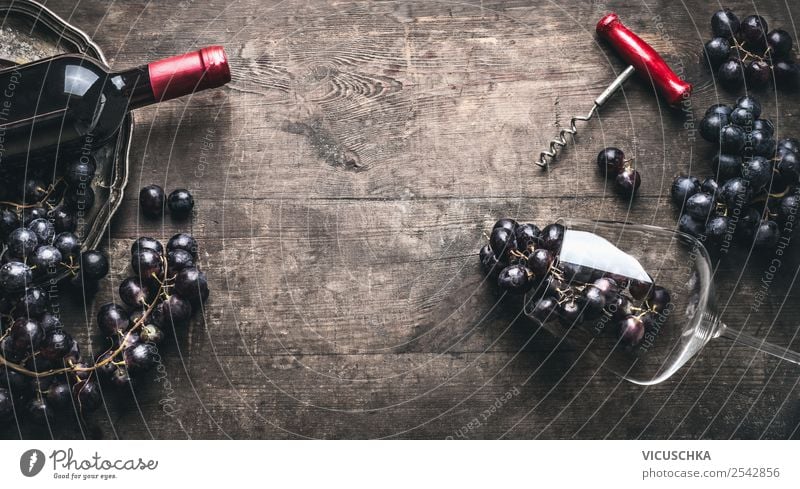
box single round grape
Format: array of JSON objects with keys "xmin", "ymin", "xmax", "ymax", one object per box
[
  {"xmin": 489, "ymin": 227, "xmax": 517, "ymax": 259},
  {"xmin": 597, "ymin": 147, "xmax": 625, "ymax": 177},
  {"xmin": 119, "ymin": 277, "xmax": 153, "ymax": 308},
  {"xmin": 174, "ymin": 267, "xmax": 210, "ymax": 305},
  {"xmin": 0, "ymin": 261, "xmax": 32, "ymax": 293},
  {"xmin": 777, "ymin": 138, "xmax": 800, "ymax": 154},
  {"xmin": 23, "ymin": 178, "xmax": 48, "ymax": 203},
  {"xmin": 670, "ymin": 175, "xmax": 701, "ymax": 205},
  {"xmin": 778, "ymin": 194, "xmax": 800, "ymax": 223},
  {"xmin": 773, "ymin": 60, "xmax": 799, "ymax": 89},
  {"xmin": 705, "ymin": 104, "xmax": 733, "ymax": 118},
  {"xmin": 754, "ymin": 220, "xmax": 780, "ymax": 248},
  {"xmin": 735, "ymin": 207, "xmax": 761, "ymax": 243},
  {"xmin": 139, "ymin": 184, "xmax": 165, "ymax": 218},
  {"xmin": 27, "ymin": 218, "xmax": 55, "ymax": 244},
  {"xmin": 539, "ymin": 223, "xmax": 564, "ymax": 251},
  {"xmin": 593, "ymin": 277, "xmax": 620, "ymax": 298},
  {"xmin": 7, "ymin": 227, "xmax": 38, "ymax": 258},
  {"xmin": 48, "ymin": 206, "xmax": 77, "ymax": 233},
  {"xmin": 719, "ymin": 124, "xmax": 746, "ymax": 154},
  {"xmin": 557, "ymin": 299, "xmax": 583, "ymax": 326},
  {"xmin": 705, "ymin": 215, "xmax": 731, "ymax": 242},
  {"xmin": 752, "ymin": 119, "xmax": 774, "ymax": 138},
  {"xmin": 153, "ymin": 294, "xmax": 193, "ymax": 328},
  {"xmin": 527, "ymin": 248, "xmax": 553, "ymax": 277},
  {"xmin": 40, "ymin": 312, "xmax": 62, "ymax": 333},
  {"xmin": 777, "ymin": 150, "xmax": 800, "ymax": 184},
  {"xmin": 720, "ymin": 177, "xmax": 753, "ymax": 208},
  {"xmin": 748, "ymin": 129, "xmax": 775, "ymax": 158},
  {"xmin": 701, "ymin": 177, "xmax": 719, "ymax": 198},
  {"xmin": 131, "ymin": 236, "xmax": 164, "ymax": 256},
  {"xmin": 53, "ymin": 232, "xmax": 81, "ymax": 262},
  {"xmin": 711, "ymin": 9, "xmax": 740, "ymax": 39},
  {"xmin": 648, "ymin": 286, "xmax": 671, "ymax": 312},
  {"xmin": 703, "ymin": 37, "xmax": 730, "ymax": 68},
  {"xmin": 492, "ymin": 218, "xmax": 517, "ymax": 233},
  {"xmin": 73, "ymin": 380, "xmax": 102, "ymax": 412},
  {"xmin": 65, "ymin": 159, "xmax": 96, "ymax": 185},
  {"xmin": 699, "ymin": 112, "xmax": 728, "ymax": 142},
  {"xmin": 729, "ymin": 107, "xmax": 753, "ymax": 127},
  {"xmin": 81, "ymin": 250, "xmax": 109, "ymax": 281},
  {"xmin": 742, "ymin": 156, "xmax": 773, "ymax": 190},
  {"xmin": 740, "ymin": 15, "xmax": 768, "ymax": 46},
  {"xmin": 94, "ymin": 352, "xmax": 119, "ymax": 380},
  {"xmin": 124, "ymin": 342, "xmax": 159, "ymax": 372},
  {"xmin": 97, "ymin": 303, "xmax": 130, "ymax": 337},
  {"xmin": 479, "ymin": 245, "xmax": 501, "ymax": 277},
  {"xmin": 9, "ymin": 317, "xmax": 44, "ymax": 352},
  {"xmin": 62, "ymin": 338, "xmax": 81, "ymax": 365},
  {"xmin": 131, "ymin": 248, "xmax": 162, "ymax": 280},
  {"xmin": 745, "ymin": 60, "xmax": 771, "ymax": 89},
  {"xmin": 39, "ymin": 329, "xmax": 73, "ymax": 361},
  {"xmin": 513, "ymin": 223, "xmax": 541, "ymax": 251},
  {"xmin": 110, "ymin": 368, "xmax": 132, "ymax": 388},
  {"xmin": 167, "ymin": 233, "xmax": 198, "ymax": 258},
  {"xmin": 615, "ymin": 168, "xmax": 641, "ymax": 197},
  {"xmin": 619, "ymin": 316, "xmax": 645, "ymax": 346},
  {"xmin": 735, "ymin": 95, "xmax": 762, "ymax": 119},
  {"xmin": 31, "ymin": 245, "xmax": 63, "ymax": 276},
  {"xmin": 678, "ymin": 213, "xmax": 705, "ymax": 237},
  {"xmin": 63, "ymin": 185, "xmax": 95, "ymax": 211},
  {"xmin": 766, "ymin": 29, "xmax": 792, "ymax": 57},
  {"xmin": 0, "ymin": 209, "xmax": 19, "ymax": 238},
  {"xmin": 496, "ymin": 264, "xmax": 531, "ymax": 294},
  {"xmin": 529, "ymin": 296, "xmax": 558, "ymax": 323},
  {"xmin": 685, "ymin": 192, "xmax": 715, "ymax": 220},
  {"xmin": 45, "ymin": 381, "xmax": 72, "ymax": 410},
  {"xmin": 712, "ymin": 153, "xmax": 743, "ymax": 182},
  {"xmin": 167, "ymin": 188, "xmax": 194, "ymax": 219},
  {"xmin": 13, "ymin": 287, "xmax": 48, "ymax": 318},
  {"xmin": 22, "ymin": 206, "xmax": 48, "ymax": 223},
  {"xmin": 582, "ymin": 286, "xmax": 606, "ymax": 319},
  {"xmin": 718, "ymin": 59, "xmax": 745, "ymax": 88}
]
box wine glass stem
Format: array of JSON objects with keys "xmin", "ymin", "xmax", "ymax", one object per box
[{"xmin": 718, "ymin": 324, "xmax": 800, "ymax": 365}]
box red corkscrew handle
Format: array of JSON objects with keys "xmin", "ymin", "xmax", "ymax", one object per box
[{"xmin": 596, "ymin": 13, "xmax": 691, "ymax": 106}]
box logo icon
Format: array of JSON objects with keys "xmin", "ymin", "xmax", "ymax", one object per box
[{"xmin": 20, "ymin": 449, "xmax": 45, "ymax": 477}]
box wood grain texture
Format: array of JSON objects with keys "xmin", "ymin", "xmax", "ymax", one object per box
[{"xmin": 4, "ymin": 0, "xmax": 799, "ymax": 439}]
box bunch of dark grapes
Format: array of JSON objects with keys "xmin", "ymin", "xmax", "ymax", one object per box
[
  {"xmin": 479, "ymin": 218, "xmax": 671, "ymax": 348},
  {"xmin": 678, "ymin": 95, "xmax": 799, "ymax": 249},
  {"xmin": 596, "ymin": 147, "xmax": 641, "ymax": 198},
  {"xmin": 703, "ymin": 9, "xmax": 798, "ymax": 90},
  {"xmin": 0, "ymin": 233, "xmax": 209, "ymax": 428}
]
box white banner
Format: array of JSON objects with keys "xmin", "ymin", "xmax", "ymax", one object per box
[{"xmin": 1, "ymin": 440, "xmax": 797, "ymax": 488}]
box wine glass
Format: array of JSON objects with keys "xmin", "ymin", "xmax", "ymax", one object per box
[{"xmin": 523, "ymin": 218, "xmax": 800, "ymax": 385}]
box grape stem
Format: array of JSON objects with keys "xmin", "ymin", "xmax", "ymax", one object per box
[{"xmin": 0, "ymin": 255, "xmax": 170, "ymax": 378}]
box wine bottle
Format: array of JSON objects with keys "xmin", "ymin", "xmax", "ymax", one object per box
[{"xmin": 0, "ymin": 46, "xmax": 230, "ymax": 168}]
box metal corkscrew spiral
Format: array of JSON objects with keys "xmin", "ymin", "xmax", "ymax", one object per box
[{"xmin": 536, "ymin": 13, "xmax": 692, "ymax": 170}]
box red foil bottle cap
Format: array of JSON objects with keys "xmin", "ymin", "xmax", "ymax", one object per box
[{"xmin": 148, "ymin": 46, "xmax": 231, "ymax": 101}]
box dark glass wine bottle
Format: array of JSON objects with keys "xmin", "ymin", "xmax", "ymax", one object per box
[{"xmin": 0, "ymin": 46, "xmax": 230, "ymax": 169}]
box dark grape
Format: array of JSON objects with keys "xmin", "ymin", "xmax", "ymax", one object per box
[
  {"xmin": 527, "ymin": 248, "xmax": 553, "ymax": 277},
  {"xmin": 753, "ymin": 220, "xmax": 780, "ymax": 248},
  {"xmin": 65, "ymin": 159, "xmax": 96, "ymax": 185},
  {"xmin": 539, "ymin": 223, "xmax": 564, "ymax": 251},
  {"xmin": 9, "ymin": 317, "xmax": 44, "ymax": 352},
  {"xmin": 0, "ymin": 261, "xmax": 32, "ymax": 293},
  {"xmin": 699, "ymin": 112, "xmax": 728, "ymax": 142},
  {"xmin": 557, "ymin": 299, "xmax": 583, "ymax": 326},
  {"xmin": 26, "ymin": 397, "xmax": 54, "ymax": 425},
  {"xmin": 711, "ymin": 9, "xmax": 740, "ymax": 39},
  {"xmin": 670, "ymin": 175, "xmax": 701, "ymax": 205},
  {"xmin": 748, "ymin": 129, "xmax": 775, "ymax": 157},
  {"xmin": 615, "ymin": 168, "xmax": 641, "ymax": 197},
  {"xmin": 124, "ymin": 343, "xmax": 159, "ymax": 372},
  {"xmin": 774, "ymin": 60, "xmax": 799, "ymax": 89},
  {"xmin": 703, "ymin": 38, "xmax": 730, "ymax": 69},
  {"xmin": 23, "ymin": 178, "xmax": 48, "ymax": 203},
  {"xmin": 53, "ymin": 232, "xmax": 81, "ymax": 262},
  {"xmin": 97, "ymin": 303, "xmax": 130, "ymax": 337},
  {"xmin": 735, "ymin": 207, "xmax": 761, "ymax": 243},
  {"xmin": 31, "ymin": 245, "xmax": 62, "ymax": 276},
  {"xmin": 39, "ymin": 329, "xmax": 72, "ymax": 361},
  {"xmin": 745, "ymin": 60, "xmax": 771, "ymax": 89},
  {"xmin": 131, "ymin": 236, "xmax": 164, "ymax": 256},
  {"xmin": 701, "ymin": 178, "xmax": 719, "ymax": 198},
  {"xmin": 720, "ymin": 177, "xmax": 752, "ymax": 208},
  {"xmin": 7, "ymin": 227, "xmax": 38, "ymax": 258},
  {"xmin": 81, "ymin": 250, "xmax": 109, "ymax": 281},
  {"xmin": 752, "ymin": 119, "xmax": 775, "ymax": 138},
  {"xmin": 118, "ymin": 277, "xmax": 153, "ymax": 308},
  {"xmin": 152, "ymin": 294, "xmax": 192, "ymax": 328},
  {"xmin": 730, "ymin": 107, "xmax": 754, "ymax": 127},
  {"xmin": 489, "ymin": 227, "xmax": 517, "ymax": 260},
  {"xmin": 777, "ymin": 150, "xmax": 800, "ymax": 184},
  {"xmin": 139, "ymin": 185, "xmax": 165, "ymax": 218},
  {"xmin": 496, "ymin": 265, "xmax": 531, "ymax": 293},
  {"xmin": 167, "ymin": 188, "xmax": 194, "ymax": 219},
  {"xmin": 479, "ymin": 245, "xmax": 501, "ymax": 277},
  {"xmin": 582, "ymin": 286, "xmax": 606, "ymax": 318},
  {"xmin": 514, "ymin": 223, "xmax": 541, "ymax": 251},
  {"xmin": 718, "ymin": 59, "xmax": 745, "ymax": 88},
  {"xmin": 648, "ymin": 286, "xmax": 671, "ymax": 312},
  {"xmin": 619, "ymin": 316, "xmax": 645, "ymax": 346},
  {"xmin": 73, "ymin": 380, "xmax": 102, "ymax": 412},
  {"xmin": 742, "ymin": 156, "xmax": 773, "ymax": 190},
  {"xmin": 705, "ymin": 104, "xmax": 732, "ymax": 118},
  {"xmin": 685, "ymin": 192, "xmax": 715, "ymax": 220},
  {"xmin": 597, "ymin": 147, "xmax": 625, "ymax": 177},
  {"xmin": 27, "ymin": 218, "xmax": 55, "ymax": 244},
  {"xmin": 49, "ymin": 206, "xmax": 77, "ymax": 233},
  {"xmin": 719, "ymin": 124, "xmax": 746, "ymax": 153},
  {"xmin": 14, "ymin": 287, "xmax": 48, "ymax": 318},
  {"xmin": 131, "ymin": 248, "xmax": 162, "ymax": 279},
  {"xmin": 140, "ymin": 324, "xmax": 165, "ymax": 345},
  {"xmin": 529, "ymin": 296, "xmax": 558, "ymax": 323},
  {"xmin": 705, "ymin": 215, "xmax": 731, "ymax": 242},
  {"xmin": 678, "ymin": 213, "xmax": 705, "ymax": 237},
  {"xmin": 767, "ymin": 29, "xmax": 793, "ymax": 57},
  {"xmin": 777, "ymin": 138, "xmax": 800, "ymax": 155},
  {"xmin": 740, "ymin": 15, "xmax": 768, "ymax": 46},
  {"xmin": 44, "ymin": 381, "xmax": 72, "ymax": 409},
  {"xmin": 167, "ymin": 233, "xmax": 198, "ymax": 258},
  {"xmin": 0, "ymin": 209, "xmax": 19, "ymax": 238},
  {"xmin": 492, "ymin": 218, "xmax": 517, "ymax": 233},
  {"xmin": 175, "ymin": 267, "xmax": 209, "ymax": 305},
  {"xmin": 711, "ymin": 153, "xmax": 743, "ymax": 182},
  {"xmin": 735, "ymin": 96, "xmax": 762, "ymax": 119}
]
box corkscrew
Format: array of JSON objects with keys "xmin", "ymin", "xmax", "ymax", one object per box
[{"xmin": 536, "ymin": 13, "xmax": 693, "ymax": 169}]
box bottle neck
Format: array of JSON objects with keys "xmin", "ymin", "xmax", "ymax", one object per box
[{"xmin": 115, "ymin": 46, "xmax": 231, "ymax": 111}]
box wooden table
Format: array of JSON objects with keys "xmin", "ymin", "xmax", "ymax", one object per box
[{"xmin": 11, "ymin": 0, "xmax": 800, "ymax": 439}]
